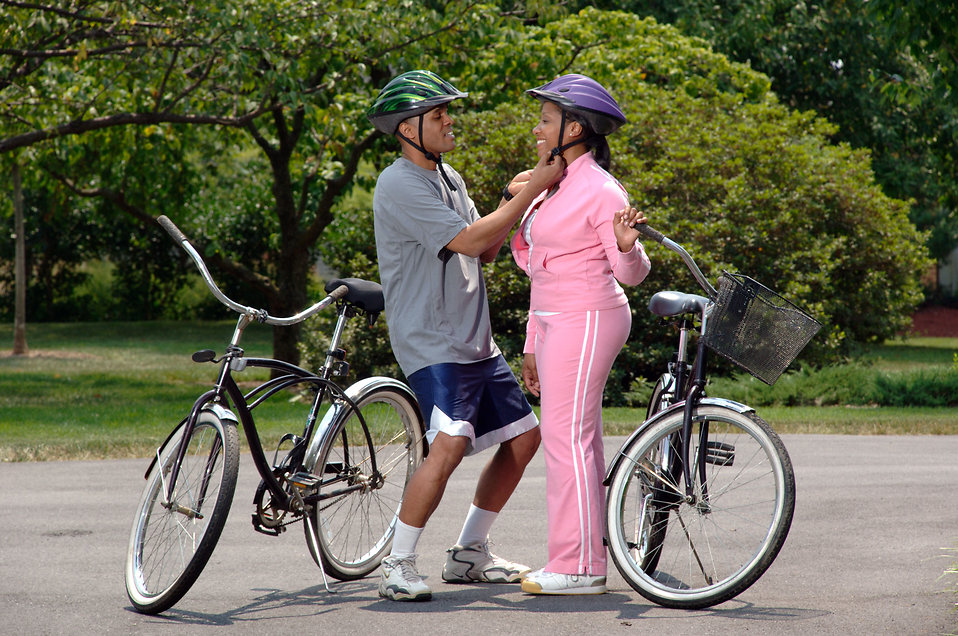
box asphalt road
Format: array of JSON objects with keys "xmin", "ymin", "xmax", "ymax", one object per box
[{"xmin": 2, "ymin": 434, "xmax": 956, "ymax": 635}]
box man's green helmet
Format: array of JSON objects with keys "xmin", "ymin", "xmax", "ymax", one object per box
[{"xmin": 367, "ymin": 70, "xmax": 468, "ymax": 135}]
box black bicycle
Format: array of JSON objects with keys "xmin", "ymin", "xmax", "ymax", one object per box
[
  {"xmin": 604, "ymin": 224, "xmax": 821, "ymax": 609},
  {"xmin": 124, "ymin": 215, "xmax": 426, "ymax": 615}
]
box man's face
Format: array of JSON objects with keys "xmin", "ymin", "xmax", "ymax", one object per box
[{"xmin": 404, "ymin": 104, "xmax": 455, "ymax": 156}]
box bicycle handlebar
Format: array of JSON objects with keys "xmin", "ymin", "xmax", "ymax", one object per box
[
  {"xmin": 634, "ymin": 222, "xmax": 718, "ymax": 300},
  {"xmin": 156, "ymin": 215, "xmax": 347, "ymax": 325}
]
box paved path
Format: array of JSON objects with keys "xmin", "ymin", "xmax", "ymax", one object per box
[{"xmin": 2, "ymin": 435, "xmax": 956, "ymax": 635}]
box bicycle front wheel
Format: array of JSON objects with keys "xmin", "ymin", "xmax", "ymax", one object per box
[
  {"xmin": 303, "ymin": 384, "xmax": 426, "ymax": 579},
  {"xmin": 606, "ymin": 405, "xmax": 795, "ymax": 609},
  {"xmin": 125, "ymin": 409, "xmax": 239, "ymax": 614}
]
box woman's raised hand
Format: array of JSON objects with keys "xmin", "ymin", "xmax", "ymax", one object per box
[{"xmin": 614, "ymin": 206, "xmax": 646, "ymax": 252}]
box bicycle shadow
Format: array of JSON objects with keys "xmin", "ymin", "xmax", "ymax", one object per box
[{"xmin": 126, "ymin": 577, "xmax": 829, "ymax": 628}]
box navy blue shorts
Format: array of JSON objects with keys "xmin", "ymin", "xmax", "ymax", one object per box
[{"xmin": 407, "ymin": 355, "xmax": 538, "ymax": 456}]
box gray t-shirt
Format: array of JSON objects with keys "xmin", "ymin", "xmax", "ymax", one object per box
[{"xmin": 373, "ymin": 157, "xmax": 500, "ymax": 377}]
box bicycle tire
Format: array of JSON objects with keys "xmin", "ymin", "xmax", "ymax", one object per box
[
  {"xmin": 637, "ymin": 374, "xmax": 676, "ymax": 573},
  {"xmin": 125, "ymin": 409, "xmax": 239, "ymax": 614},
  {"xmin": 606, "ymin": 405, "xmax": 795, "ymax": 609},
  {"xmin": 303, "ymin": 384, "xmax": 426, "ymax": 579}
]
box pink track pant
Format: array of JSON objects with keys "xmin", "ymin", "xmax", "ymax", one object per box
[{"xmin": 531, "ymin": 304, "xmax": 631, "ymax": 576}]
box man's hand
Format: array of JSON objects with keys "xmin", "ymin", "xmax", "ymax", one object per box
[
  {"xmin": 525, "ymin": 152, "xmax": 565, "ymax": 196},
  {"xmin": 504, "ymin": 169, "xmax": 533, "ymax": 199}
]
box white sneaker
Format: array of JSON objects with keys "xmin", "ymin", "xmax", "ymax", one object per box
[
  {"xmin": 521, "ymin": 570, "xmax": 607, "ymax": 595},
  {"xmin": 379, "ymin": 554, "xmax": 432, "ymax": 601},
  {"xmin": 442, "ymin": 541, "xmax": 531, "ymax": 583}
]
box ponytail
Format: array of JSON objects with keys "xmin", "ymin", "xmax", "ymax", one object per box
[{"xmin": 588, "ymin": 136, "xmax": 612, "ymax": 172}]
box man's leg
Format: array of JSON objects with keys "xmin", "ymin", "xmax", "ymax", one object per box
[
  {"xmin": 398, "ymin": 432, "xmax": 469, "ymax": 527},
  {"xmin": 472, "ymin": 426, "xmax": 540, "ymax": 513},
  {"xmin": 380, "ymin": 432, "xmax": 469, "ymax": 602},
  {"xmin": 441, "ymin": 427, "xmax": 540, "ymax": 584}
]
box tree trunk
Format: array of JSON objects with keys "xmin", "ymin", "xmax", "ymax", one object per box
[
  {"xmin": 12, "ymin": 162, "xmax": 28, "ymax": 356},
  {"xmin": 270, "ymin": 242, "xmax": 311, "ymax": 367}
]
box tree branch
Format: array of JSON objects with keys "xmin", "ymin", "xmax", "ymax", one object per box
[
  {"xmin": 301, "ymin": 129, "xmax": 381, "ymax": 248},
  {"xmin": 45, "ymin": 166, "xmax": 280, "ymax": 299},
  {"xmin": 0, "ymin": 108, "xmax": 270, "ymax": 153}
]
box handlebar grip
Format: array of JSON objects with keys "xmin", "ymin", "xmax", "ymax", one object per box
[
  {"xmin": 157, "ymin": 215, "xmax": 190, "ymax": 245},
  {"xmin": 329, "ymin": 284, "xmax": 349, "ymax": 301},
  {"xmin": 633, "ymin": 222, "xmax": 665, "ymax": 244}
]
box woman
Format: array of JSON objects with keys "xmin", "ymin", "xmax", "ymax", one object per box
[{"xmin": 509, "ymin": 74, "xmax": 652, "ymax": 595}]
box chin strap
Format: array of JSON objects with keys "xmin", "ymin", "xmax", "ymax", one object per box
[
  {"xmin": 397, "ymin": 115, "xmax": 458, "ymax": 191},
  {"xmin": 548, "ymin": 109, "xmax": 590, "ymax": 161}
]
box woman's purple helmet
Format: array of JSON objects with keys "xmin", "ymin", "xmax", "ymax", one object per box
[{"xmin": 526, "ymin": 74, "xmax": 627, "ymax": 135}]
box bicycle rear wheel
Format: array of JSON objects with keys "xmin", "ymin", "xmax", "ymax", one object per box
[
  {"xmin": 303, "ymin": 384, "xmax": 426, "ymax": 579},
  {"xmin": 125, "ymin": 409, "xmax": 239, "ymax": 614},
  {"xmin": 606, "ymin": 405, "xmax": 794, "ymax": 609}
]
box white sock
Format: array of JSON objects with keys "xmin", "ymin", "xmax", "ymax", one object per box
[
  {"xmin": 456, "ymin": 504, "xmax": 498, "ymax": 547},
  {"xmin": 391, "ymin": 519, "xmax": 424, "ymax": 558}
]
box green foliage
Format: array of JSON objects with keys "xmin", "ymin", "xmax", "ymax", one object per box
[
  {"xmin": 1, "ymin": 0, "xmax": 529, "ymax": 363},
  {"xmin": 453, "ymin": 9, "xmax": 929, "ymax": 404},
  {"xmin": 579, "ymin": 0, "xmax": 958, "ymax": 270},
  {"xmin": 299, "ymin": 184, "xmax": 401, "ymax": 382},
  {"xmin": 709, "ymin": 364, "xmax": 958, "ymax": 409}
]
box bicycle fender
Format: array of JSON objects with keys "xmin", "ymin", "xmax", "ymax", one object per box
[
  {"xmin": 602, "ymin": 397, "xmax": 755, "ymax": 486},
  {"xmin": 142, "ymin": 400, "xmax": 238, "ymax": 479},
  {"xmin": 341, "ymin": 376, "xmax": 419, "ymax": 402},
  {"xmin": 203, "ymin": 402, "xmax": 239, "ymax": 426},
  {"xmin": 302, "ymin": 376, "xmax": 420, "ymax": 470}
]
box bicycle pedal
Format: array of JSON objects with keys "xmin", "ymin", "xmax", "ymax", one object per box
[
  {"xmin": 290, "ymin": 471, "xmax": 320, "ymax": 489},
  {"xmin": 251, "ymin": 513, "xmax": 285, "ymax": 536},
  {"xmin": 705, "ymin": 441, "xmax": 735, "ymax": 466}
]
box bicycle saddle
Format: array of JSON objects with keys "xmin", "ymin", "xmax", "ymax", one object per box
[
  {"xmin": 648, "ymin": 291, "xmax": 709, "ymax": 318},
  {"xmin": 325, "ymin": 278, "xmax": 385, "ymax": 314}
]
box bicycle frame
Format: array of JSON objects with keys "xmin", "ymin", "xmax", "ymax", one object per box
[
  {"xmin": 128, "ymin": 216, "xmax": 429, "ymax": 612},
  {"xmin": 147, "ymin": 297, "xmax": 376, "ymax": 517},
  {"xmin": 604, "ymin": 224, "xmax": 755, "ymax": 501}
]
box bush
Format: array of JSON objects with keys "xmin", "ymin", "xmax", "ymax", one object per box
[
  {"xmin": 455, "ymin": 9, "xmax": 930, "ymax": 404},
  {"xmin": 302, "ymin": 9, "xmax": 931, "ymax": 405},
  {"xmin": 710, "ymin": 364, "xmax": 958, "ymax": 408}
]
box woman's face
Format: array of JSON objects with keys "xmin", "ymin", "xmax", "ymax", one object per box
[{"xmin": 533, "ymin": 100, "xmax": 581, "ymax": 161}]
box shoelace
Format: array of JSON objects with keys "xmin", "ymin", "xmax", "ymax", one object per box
[{"xmin": 393, "ymin": 556, "xmax": 423, "ymax": 581}]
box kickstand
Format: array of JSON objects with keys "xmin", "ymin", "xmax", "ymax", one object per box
[{"xmin": 304, "ymin": 515, "xmax": 337, "ymax": 593}]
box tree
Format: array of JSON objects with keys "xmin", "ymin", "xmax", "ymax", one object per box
[
  {"xmin": 573, "ymin": 0, "xmax": 958, "ymax": 281},
  {"xmin": 0, "ymin": 0, "xmax": 513, "ymax": 363},
  {"xmin": 306, "ymin": 9, "xmax": 931, "ymax": 405},
  {"xmin": 11, "ymin": 160, "xmax": 26, "ymax": 355}
]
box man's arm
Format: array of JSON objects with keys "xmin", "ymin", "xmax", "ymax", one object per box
[{"xmin": 444, "ymin": 155, "xmax": 563, "ymax": 260}]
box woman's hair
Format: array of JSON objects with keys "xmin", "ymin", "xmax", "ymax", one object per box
[{"xmin": 569, "ymin": 113, "xmax": 613, "ymax": 172}]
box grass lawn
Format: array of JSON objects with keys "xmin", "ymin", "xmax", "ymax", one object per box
[{"xmin": 1, "ymin": 322, "xmax": 956, "ymax": 461}]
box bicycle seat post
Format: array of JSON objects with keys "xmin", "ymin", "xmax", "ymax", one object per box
[{"xmin": 321, "ymin": 303, "xmax": 351, "ymax": 381}]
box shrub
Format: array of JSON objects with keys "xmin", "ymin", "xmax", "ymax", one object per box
[
  {"xmin": 456, "ymin": 9, "xmax": 930, "ymax": 404},
  {"xmin": 303, "ymin": 10, "xmax": 931, "ymax": 405}
]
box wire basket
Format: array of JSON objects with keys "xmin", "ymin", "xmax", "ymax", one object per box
[{"xmin": 702, "ymin": 272, "xmax": 822, "ymax": 385}]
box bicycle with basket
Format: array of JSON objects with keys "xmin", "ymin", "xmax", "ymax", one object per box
[
  {"xmin": 604, "ymin": 223, "xmax": 821, "ymax": 609},
  {"xmin": 124, "ymin": 215, "xmax": 427, "ymax": 615}
]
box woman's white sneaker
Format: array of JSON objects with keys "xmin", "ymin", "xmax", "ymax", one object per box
[{"xmin": 520, "ymin": 570, "xmax": 607, "ymax": 595}]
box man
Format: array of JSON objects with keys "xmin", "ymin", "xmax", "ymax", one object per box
[{"xmin": 367, "ymin": 70, "xmax": 564, "ymax": 601}]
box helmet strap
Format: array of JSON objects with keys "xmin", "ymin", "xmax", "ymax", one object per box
[
  {"xmin": 397, "ymin": 114, "xmax": 458, "ymax": 192},
  {"xmin": 549, "ymin": 109, "xmax": 588, "ymax": 161}
]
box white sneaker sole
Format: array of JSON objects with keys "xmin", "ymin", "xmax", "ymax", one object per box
[
  {"xmin": 379, "ymin": 584, "xmax": 432, "ymax": 602},
  {"xmin": 521, "ymin": 578, "xmax": 607, "ymax": 595}
]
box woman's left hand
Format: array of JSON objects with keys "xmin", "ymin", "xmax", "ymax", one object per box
[{"xmin": 614, "ymin": 206, "xmax": 646, "ymax": 252}]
